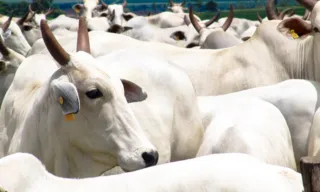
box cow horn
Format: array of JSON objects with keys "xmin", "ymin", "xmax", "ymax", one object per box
[
  {"xmin": 184, "ymin": 15, "xmax": 190, "ymax": 25},
  {"xmin": 266, "ymin": 0, "xmax": 278, "ymax": 20},
  {"xmin": 16, "ymin": 12, "xmax": 29, "ymax": 26},
  {"xmin": 40, "ymin": 19, "xmax": 70, "ymax": 66},
  {"xmin": 221, "ymin": 4, "xmax": 233, "ymax": 31},
  {"xmin": 77, "ymin": 17, "xmax": 91, "ymax": 54},
  {"xmin": 45, "ymin": 8, "xmax": 55, "ymax": 16},
  {"xmin": 29, "ymin": 5, "xmax": 34, "ymax": 13},
  {"xmin": 0, "ymin": 35, "xmax": 9, "ymax": 57},
  {"xmin": 168, "ymin": 0, "xmax": 174, "ymax": 6},
  {"xmin": 110, "ymin": 9, "xmax": 115, "ymax": 21},
  {"xmin": 204, "ymin": 11, "xmax": 220, "ymax": 27},
  {"xmin": 296, "ymin": 0, "xmax": 317, "ymax": 11},
  {"xmin": 122, "ymin": 0, "xmax": 127, "ymax": 8},
  {"xmin": 275, "ymin": 7, "xmax": 280, "ymax": 15},
  {"xmin": 288, "ymin": 8, "xmax": 296, "ymax": 17},
  {"xmin": 101, "ymin": 0, "xmax": 108, "ymax": 8},
  {"xmin": 302, "ymin": 9, "xmax": 310, "ymax": 20},
  {"xmin": 189, "ymin": 6, "xmax": 202, "ymax": 33},
  {"xmin": 256, "ymin": 12, "xmax": 263, "ymax": 23},
  {"xmin": 181, "ymin": 0, "xmax": 186, "ymax": 6},
  {"xmin": 2, "ymin": 16, "xmax": 12, "ymax": 32},
  {"xmin": 278, "ymin": 8, "xmax": 294, "ymax": 19}
]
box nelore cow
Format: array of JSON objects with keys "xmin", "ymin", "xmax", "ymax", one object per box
[{"xmin": 0, "ymin": 17, "xmax": 159, "ymax": 178}]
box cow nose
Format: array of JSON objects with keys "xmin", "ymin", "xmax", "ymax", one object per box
[{"xmin": 142, "ymin": 151, "xmax": 159, "ymax": 167}]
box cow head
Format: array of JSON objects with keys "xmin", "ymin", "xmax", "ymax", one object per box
[
  {"xmin": 105, "ymin": 0, "xmax": 127, "ymax": 25},
  {"xmin": 168, "ymin": 0, "xmax": 187, "ymax": 13},
  {"xmin": 0, "ymin": 23, "xmax": 25, "ymax": 104},
  {"xmin": 27, "ymin": 5, "xmax": 54, "ymax": 27},
  {"xmin": 73, "ymin": 0, "xmax": 99, "ymax": 18},
  {"xmin": 0, "ymin": 16, "xmax": 31, "ymax": 56},
  {"xmin": 188, "ymin": 5, "xmax": 239, "ymax": 48},
  {"xmin": 16, "ymin": 12, "xmax": 42, "ymax": 46},
  {"xmin": 41, "ymin": 16, "xmax": 158, "ymax": 174}
]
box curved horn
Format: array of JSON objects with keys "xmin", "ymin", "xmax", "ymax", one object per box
[
  {"xmin": 29, "ymin": 5, "xmax": 34, "ymax": 13},
  {"xmin": 110, "ymin": 9, "xmax": 115, "ymax": 21},
  {"xmin": 168, "ymin": 0, "xmax": 174, "ymax": 6},
  {"xmin": 122, "ymin": 0, "xmax": 127, "ymax": 7},
  {"xmin": 40, "ymin": 19, "xmax": 70, "ymax": 66},
  {"xmin": 2, "ymin": 16, "xmax": 12, "ymax": 32},
  {"xmin": 296, "ymin": 0, "xmax": 317, "ymax": 11},
  {"xmin": 302, "ymin": 9, "xmax": 310, "ymax": 20},
  {"xmin": 77, "ymin": 17, "xmax": 91, "ymax": 54},
  {"xmin": 181, "ymin": 0, "xmax": 186, "ymax": 6},
  {"xmin": 288, "ymin": 8, "xmax": 296, "ymax": 17},
  {"xmin": 16, "ymin": 12, "xmax": 29, "ymax": 26},
  {"xmin": 275, "ymin": 7, "xmax": 280, "ymax": 15},
  {"xmin": 279, "ymin": 8, "xmax": 294, "ymax": 19},
  {"xmin": 266, "ymin": 0, "xmax": 278, "ymax": 20},
  {"xmin": 189, "ymin": 6, "xmax": 202, "ymax": 33},
  {"xmin": 184, "ymin": 15, "xmax": 190, "ymax": 25},
  {"xmin": 221, "ymin": 4, "xmax": 234, "ymax": 31},
  {"xmin": 0, "ymin": 35, "xmax": 9, "ymax": 57},
  {"xmin": 101, "ymin": 0, "xmax": 108, "ymax": 8},
  {"xmin": 256, "ymin": 12, "xmax": 263, "ymax": 23},
  {"xmin": 45, "ymin": 8, "xmax": 55, "ymax": 16},
  {"xmin": 204, "ymin": 11, "xmax": 220, "ymax": 27}
]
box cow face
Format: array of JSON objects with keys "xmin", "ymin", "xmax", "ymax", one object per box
[
  {"xmin": 0, "ymin": 17, "xmax": 31, "ymax": 56},
  {"xmin": 42, "ymin": 17, "xmax": 158, "ymax": 175}
]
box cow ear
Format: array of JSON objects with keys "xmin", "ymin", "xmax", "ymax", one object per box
[
  {"xmin": 277, "ymin": 17, "xmax": 312, "ymax": 39},
  {"xmin": 170, "ymin": 31, "xmax": 186, "ymax": 41},
  {"xmin": 73, "ymin": 4, "xmax": 84, "ymax": 14},
  {"xmin": 121, "ymin": 79, "xmax": 147, "ymax": 103},
  {"xmin": 0, "ymin": 60, "xmax": 6, "ymax": 72},
  {"xmin": 122, "ymin": 13, "xmax": 134, "ymax": 21},
  {"xmin": 51, "ymin": 80, "xmax": 80, "ymax": 117}
]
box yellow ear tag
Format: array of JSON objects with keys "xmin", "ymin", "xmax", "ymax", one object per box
[
  {"xmin": 59, "ymin": 97, "xmax": 64, "ymax": 105},
  {"xmin": 64, "ymin": 114, "xmax": 75, "ymax": 121},
  {"xmin": 290, "ymin": 29, "xmax": 299, "ymax": 39}
]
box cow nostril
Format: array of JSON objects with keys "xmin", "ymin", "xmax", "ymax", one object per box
[
  {"xmin": 314, "ymin": 27, "xmax": 319, "ymax": 33},
  {"xmin": 142, "ymin": 151, "xmax": 159, "ymax": 167}
]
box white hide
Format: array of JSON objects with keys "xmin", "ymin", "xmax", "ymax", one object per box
[
  {"xmin": 196, "ymin": 79, "xmax": 320, "ymax": 171},
  {"xmin": 0, "ymin": 152, "xmax": 303, "ymax": 192},
  {"xmin": 96, "ymin": 49, "xmax": 204, "ymax": 167},
  {"xmin": 197, "ymin": 96, "xmax": 296, "ymax": 170}
]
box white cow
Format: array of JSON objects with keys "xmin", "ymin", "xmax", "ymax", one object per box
[
  {"xmin": 0, "ymin": 152, "xmax": 304, "ymax": 192},
  {"xmin": 196, "ymin": 79, "xmax": 320, "ymax": 171},
  {"xmin": 197, "ymin": 96, "xmax": 296, "ymax": 170},
  {"xmin": 0, "ymin": 17, "xmax": 158, "ymax": 178}
]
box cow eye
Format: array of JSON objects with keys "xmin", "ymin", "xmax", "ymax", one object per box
[
  {"xmin": 86, "ymin": 89, "xmax": 103, "ymax": 99},
  {"xmin": 87, "ymin": 28, "xmax": 92, "ymax": 32}
]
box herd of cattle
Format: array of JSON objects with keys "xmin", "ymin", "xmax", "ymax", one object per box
[{"xmin": 0, "ymin": 0, "xmax": 319, "ymax": 191}]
